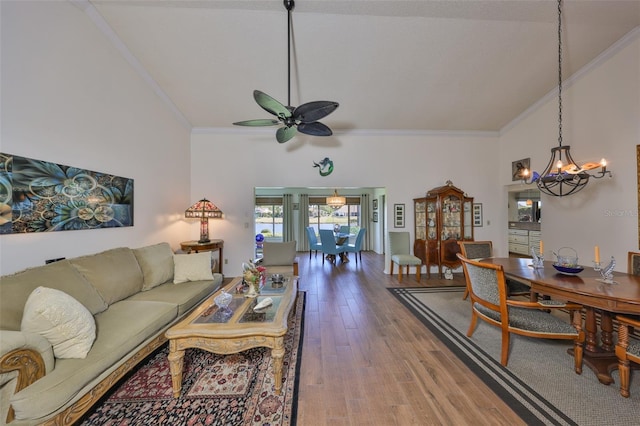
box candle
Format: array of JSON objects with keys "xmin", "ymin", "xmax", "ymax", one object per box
[
  {"xmin": 595, "ymin": 246, "xmax": 600, "ymax": 263},
  {"xmin": 539, "ymin": 240, "xmax": 544, "ymax": 255}
]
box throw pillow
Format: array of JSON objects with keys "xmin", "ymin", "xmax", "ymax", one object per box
[
  {"xmin": 173, "ymin": 252, "xmax": 214, "ymax": 284},
  {"xmin": 133, "ymin": 242, "xmax": 175, "ymax": 290},
  {"xmin": 261, "ymin": 241, "xmax": 296, "ymax": 266},
  {"xmin": 21, "ymin": 287, "xmax": 96, "ymax": 359}
]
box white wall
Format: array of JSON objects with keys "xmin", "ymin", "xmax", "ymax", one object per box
[
  {"xmin": 191, "ymin": 130, "xmax": 502, "ymax": 276},
  {"xmin": 0, "ymin": 1, "xmax": 192, "ymax": 274},
  {"xmin": 499, "ymin": 32, "xmax": 639, "ymax": 271}
]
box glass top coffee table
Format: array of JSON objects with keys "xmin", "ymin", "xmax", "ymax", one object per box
[{"xmin": 165, "ymin": 275, "xmax": 298, "ymax": 397}]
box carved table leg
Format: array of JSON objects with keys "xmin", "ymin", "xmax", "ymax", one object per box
[
  {"xmin": 272, "ymin": 337, "xmax": 285, "ymax": 395},
  {"xmin": 570, "ymin": 307, "xmax": 618, "ymax": 385},
  {"xmin": 168, "ymin": 345, "xmax": 185, "ymax": 398}
]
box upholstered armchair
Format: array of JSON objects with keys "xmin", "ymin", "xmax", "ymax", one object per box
[
  {"xmin": 305, "ymin": 227, "xmax": 323, "ymax": 259},
  {"xmin": 258, "ymin": 241, "xmax": 299, "ymax": 276},
  {"xmin": 458, "ymin": 241, "xmax": 530, "ymax": 300},
  {"xmin": 344, "ymin": 228, "xmax": 366, "ymax": 265},
  {"xmin": 458, "ymin": 253, "xmax": 584, "ymax": 369},
  {"xmin": 614, "ymin": 314, "xmax": 640, "ymax": 397},
  {"xmin": 388, "ymin": 232, "xmax": 422, "ymax": 282}
]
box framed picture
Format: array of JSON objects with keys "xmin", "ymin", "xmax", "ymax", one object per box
[
  {"xmin": 0, "ymin": 153, "xmax": 134, "ymax": 234},
  {"xmin": 473, "ymin": 203, "xmax": 483, "ymax": 227},
  {"xmin": 373, "ymin": 211, "xmax": 378, "ymax": 223},
  {"xmin": 373, "ymin": 199, "xmax": 378, "ymax": 210},
  {"xmin": 394, "ymin": 204, "xmax": 405, "ymax": 227},
  {"xmin": 512, "ymin": 158, "xmax": 530, "ymax": 181}
]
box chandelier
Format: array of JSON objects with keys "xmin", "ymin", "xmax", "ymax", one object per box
[
  {"xmin": 523, "ymin": 0, "xmax": 611, "ymax": 197},
  {"xmin": 326, "ymin": 189, "xmax": 346, "ymax": 209}
]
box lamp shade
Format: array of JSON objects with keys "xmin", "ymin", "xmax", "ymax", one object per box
[
  {"xmin": 326, "ymin": 189, "xmax": 346, "ymax": 209},
  {"xmin": 185, "ymin": 198, "xmax": 223, "ymax": 243}
]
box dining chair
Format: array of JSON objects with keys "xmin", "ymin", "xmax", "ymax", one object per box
[
  {"xmin": 339, "ymin": 225, "xmax": 350, "ymax": 235},
  {"xmin": 628, "ymin": 251, "xmax": 640, "ymax": 276},
  {"xmin": 614, "ymin": 314, "xmax": 640, "ymax": 397},
  {"xmin": 388, "ymin": 231, "xmax": 422, "ymax": 282},
  {"xmin": 319, "ymin": 229, "xmax": 343, "ymax": 265},
  {"xmin": 344, "ymin": 228, "xmax": 366, "ymax": 265},
  {"xmin": 305, "ymin": 227, "xmax": 323, "ymax": 259},
  {"xmin": 458, "ymin": 241, "xmax": 530, "ymax": 300},
  {"xmin": 457, "ymin": 253, "xmax": 585, "ymax": 368}
]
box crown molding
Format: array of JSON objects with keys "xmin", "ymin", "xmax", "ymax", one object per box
[{"xmin": 191, "ymin": 127, "xmax": 499, "ymax": 138}]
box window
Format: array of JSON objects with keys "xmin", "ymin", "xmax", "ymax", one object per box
[
  {"xmin": 254, "ymin": 198, "xmax": 283, "ymax": 243},
  {"xmin": 308, "ymin": 197, "xmax": 361, "ymax": 241}
]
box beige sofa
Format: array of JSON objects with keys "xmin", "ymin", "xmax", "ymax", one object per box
[{"xmin": 0, "ymin": 243, "xmax": 222, "ymax": 425}]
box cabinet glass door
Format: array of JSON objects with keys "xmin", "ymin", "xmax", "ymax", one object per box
[
  {"xmin": 463, "ymin": 201, "xmax": 473, "ymax": 239},
  {"xmin": 441, "ymin": 195, "xmax": 461, "ymax": 240},
  {"xmin": 415, "ymin": 200, "xmax": 426, "ymax": 240},
  {"xmin": 427, "ymin": 201, "xmax": 437, "ymax": 240}
]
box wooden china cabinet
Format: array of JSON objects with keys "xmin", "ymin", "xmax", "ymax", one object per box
[{"xmin": 414, "ymin": 180, "xmax": 474, "ymax": 278}]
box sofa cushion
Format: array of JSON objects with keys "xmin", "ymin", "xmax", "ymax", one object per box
[
  {"xmin": 10, "ymin": 299, "xmax": 177, "ymax": 421},
  {"xmin": 128, "ymin": 273, "xmax": 222, "ymax": 316},
  {"xmin": 21, "ymin": 287, "xmax": 96, "ymax": 359},
  {"xmin": 0, "ymin": 260, "xmax": 107, "ymax": 331},
  {"xmin": 173, "ymin": 252, "xmax": 213, "ymax": 284},
  {"xmin": 261, "ymin": 241, "xmax": 296, "ymax": 266},
  {"xmin": 70, "ymin": 247, "xmax": 144, "ymax": 305},
  {"xmin": 133, "ymin": 242, "xmax": 175, "ymax": 290}
]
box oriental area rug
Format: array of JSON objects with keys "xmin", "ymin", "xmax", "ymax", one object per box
[
  {"xmin": 389, "ymin": 287, "xmax": 640, "ymax": 426},
  {"xmin": 80, "ymin": 292, "xmax": 305, "ymax": 426}
]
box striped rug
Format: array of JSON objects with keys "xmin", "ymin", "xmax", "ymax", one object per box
[{"xmin": 388, "ymin": 287, "xmax": 640, "ymax": 426}]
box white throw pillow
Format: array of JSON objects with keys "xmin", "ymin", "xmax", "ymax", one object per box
[
  {"xmin": 21, "ymin": 287, "xmax": 96, "ymax": 359},
  {"xmin": 173, "ymin": 252, "xmax": 214, "ymax": 284}
]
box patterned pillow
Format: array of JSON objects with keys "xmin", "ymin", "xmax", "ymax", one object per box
[
  {"xmin": 173, "ymin": 252, "xmax": 214, "ymax": 284},
  {"xmin": 21, "ymin": 287, "xmax": 96, "ymax": 359}
]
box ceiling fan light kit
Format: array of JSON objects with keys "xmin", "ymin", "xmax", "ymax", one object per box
[{"xmin": 233, "ymin": 0, "xmax": 339, "ymax": 143}]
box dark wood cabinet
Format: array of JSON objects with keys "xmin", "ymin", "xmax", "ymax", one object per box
[{"xmin": 414, "ymin": 181, "xmax": 474, "ymax": 278}]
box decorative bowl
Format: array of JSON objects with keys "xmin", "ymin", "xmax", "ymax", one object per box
[
  {"xmin": 552, "ymin": 264, "xmax": 584, "ymax": 275},
  {"xmin": 271, "ymin": 273, "xmax": 284, "ymax": 283}
]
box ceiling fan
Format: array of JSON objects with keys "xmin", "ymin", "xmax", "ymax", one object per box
[{"xmin": 233, "ymin": 0, "xmax": 339, "ymax": 144}]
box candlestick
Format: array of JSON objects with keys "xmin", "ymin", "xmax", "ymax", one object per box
[
  {"xmin": 594, "ymin": 245, "xmax": 600, "ymax": 263},
  {"xmin": 539, "ymin": 240, "xmax": 544, "ymax": 255}
]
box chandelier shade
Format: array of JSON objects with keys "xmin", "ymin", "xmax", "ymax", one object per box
[
  {"xmin": 326, "ymin": 189, "xmax": 346, "ymax": 209},
  {"xmin": 185, "ymin": 198, "xmax": 223, "ymax": 243}
]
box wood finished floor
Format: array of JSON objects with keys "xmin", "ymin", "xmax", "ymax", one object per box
[{"xmin": 294, "ymin": 251, "xmax": 525, "ymax": 426}]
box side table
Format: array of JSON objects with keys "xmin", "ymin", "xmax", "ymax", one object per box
[{"xmin": 180, "ymin": 239, "xmax": 224, "ymax": 274}]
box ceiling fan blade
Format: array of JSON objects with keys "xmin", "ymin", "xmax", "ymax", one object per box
[
  {"xmin": 254, "ymin": 90, "xmax": 291, "ymax": 119},
  {"xmin": 297, "ymin": 121, "xmax": 333, "ymax": 137},
  {"xmin": 233, "ymin": 119, "xmax": 280, "ymax": 127},
  {"xmin": 293, "ymin": 101, "xmax": 339, "ymax": 123},
  {"xmin": 276, "ymin": 126, "xmax": 297, "ymax": 143}
]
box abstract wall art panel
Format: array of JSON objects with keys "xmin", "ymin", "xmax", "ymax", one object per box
[{"xmin": 0, "ymin": 153, "xmax": 133, "ymax": 234}]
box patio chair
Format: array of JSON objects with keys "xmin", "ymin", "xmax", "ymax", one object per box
[
  {"xmin": 457, "ymin": 253, "xmax": 584, "ymax": 368},
  {"xmin": 458, "ymin": 241, "xmax": 530, "ymax": 300}
]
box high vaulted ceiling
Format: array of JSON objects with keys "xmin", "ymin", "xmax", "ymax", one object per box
[{"xmin": 86, "ymin": 0, "xmax": 640, "ymax": 133}]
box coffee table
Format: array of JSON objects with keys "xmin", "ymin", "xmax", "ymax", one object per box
[{"xmin": 165, "ymin": 275, "xmax": 298, "ymax": 397}]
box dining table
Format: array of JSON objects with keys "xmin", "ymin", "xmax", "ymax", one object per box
[{"xmin": 480, "ymin": 257, "xmax": 640, "ymax": 385}]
